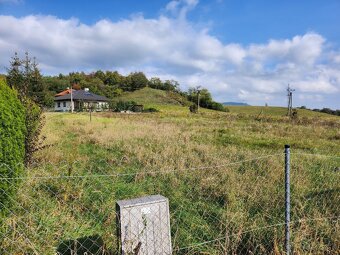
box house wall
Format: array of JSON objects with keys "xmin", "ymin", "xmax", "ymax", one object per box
[
  {"xmin": 54, "ymin": 100, "xmax": 108, "ymax": 112},
  {"xmin": 97, "ymin": 102, "xmax": 109, "ymax": 110},
  {"xmin": 55, "ymin": 101, "xmax": 73, "ymax": 112}
]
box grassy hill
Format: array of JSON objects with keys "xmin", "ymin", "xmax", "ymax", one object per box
[
  {"xmin": 113, "ymin": 87, "xmax": 337, "ymax": 119},
  {"xmin": 114, "ymin": 87, "xmax": 191, "ymax": 107}
]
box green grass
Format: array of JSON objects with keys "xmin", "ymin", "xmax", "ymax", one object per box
[
  {"xmin": 227, "ymin": 105, "xmax": 337, "ymax": 118},
  {"xmin": 1, "ymin": 105, "xmax": 339, "ymax": 254},
  {"xmin": 114, "ymin": 87, "xmax": 191, "ymax": 108}
]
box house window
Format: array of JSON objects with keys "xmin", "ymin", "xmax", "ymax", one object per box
[
  {"xmin": 63, "ymin": 102, "xmax": 66, "ymax": 107},
  {"xmin": 57, "ymin": 102, "xmax": 60, "ymax": 108}
]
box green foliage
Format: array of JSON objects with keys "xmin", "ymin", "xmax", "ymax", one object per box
[
  {"xmin": 113, "ymin": 100, "xmax": 137, "ymax": 112},
  {"xmin": 149, "ymin": 78, "xmax": 180, "ymax": 92},
  {"xmin": 5, "ymin": 54, "xmax": 230, "ymax": 113},
  {"xmin": 0, "ymin": 80, "xmax": 26, "ymax": 212},
  {"xmin": 297, "ymin": 106, "xmax": 340, "ymax": 116},
  {"xmin": 188, "ymin": 87, "xmax": 226, "ymax": 112},
  {"xmin": 6, "ymin": 52, "xmax": 46, "ymax": 106},
  {"xmin": 114, "ymin": 87, "xmax": 190, "ymax": 107},
  {"xmin": 143, "ymin": 107, "xmax": 159, "ymax": 113},
  {"xmin": 314, "ymin": 108, "xmax": 340, "ymax": 116},
  {"xmin": 22, "ymin": 97, "xmax": 44, "ymax": 164},
  {"xmin": 126, "ymin": 72, "xmax": 148, "ymax": 91},
  {"xmin": 209, "ymin": 101, "xmax": 227, "ymax": 112},
  {"xmin": 189, "ymin": 103, "xmax": 198, "ymax": 113},
  {"xmin": 6, "ymin": 52, "xmax": 45, "ymax": 165}
]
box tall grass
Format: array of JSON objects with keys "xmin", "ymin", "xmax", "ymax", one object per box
[{"xmin": 1, "ymin": 108, "xmax": 339, "ymax": 254}]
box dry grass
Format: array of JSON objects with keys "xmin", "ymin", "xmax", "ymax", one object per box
[{"xmin": 1, "ymin": 107, "xmax": 339, "ymax": 254}]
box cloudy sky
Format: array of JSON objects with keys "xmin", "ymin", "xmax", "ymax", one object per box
[{"xmin": 1, "ymin": 0, "xmax": 340, "ymax": 108}]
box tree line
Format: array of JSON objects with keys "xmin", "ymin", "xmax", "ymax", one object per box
[
  {"xmin": 299, "ymin": 106, "xmax": 340, "ymax": 116},
  {"xmin": 5, "ymin": 52, "xmax": 226, "ymax": 112}
]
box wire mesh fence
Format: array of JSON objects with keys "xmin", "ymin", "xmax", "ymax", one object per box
[{"xmin": 0, "ymin": 151, "xmax": 339, "ymax": 254}]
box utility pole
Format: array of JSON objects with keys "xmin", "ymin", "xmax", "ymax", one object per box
[
  {"xmin": 67, "ymin": 86, "xmax": 74, "ymax": 113},
  {"xmin": 287, "ymin": 85, "xmax": 295, "ymax": 117},
  {"xmin": 70, "ymin": 86, "xmax": 73, "ymax": 113},
  {"xmin": 197, "ymin": 86, "xmax": 201, "ymax": 113}
]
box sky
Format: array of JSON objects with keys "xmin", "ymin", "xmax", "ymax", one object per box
[{"xmin": 1, "ymin": 0, "xmax": 340, "ymax": 108}]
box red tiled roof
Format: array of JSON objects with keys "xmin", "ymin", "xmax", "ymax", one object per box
[{"xmin": 55, "ymin": 89, "xmax": 76, "ymax": 97}]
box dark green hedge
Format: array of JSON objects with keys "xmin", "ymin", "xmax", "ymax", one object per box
[{"xmin": 0, "ymin": 79, "xmax": 26, "ymax": 210}]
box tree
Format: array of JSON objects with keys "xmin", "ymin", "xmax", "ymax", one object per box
[
  {"xmin": 29, "ymin": 57, "xmax": 45, "ymax": 105},
  {"xmin": 163, "ymin": 79, "xmax": 179, "ymax": 91},
  {"xmin": 188, "ymin": 87, "xmax": 212, "ymax": 107},
  {"xmin": 94, "ymin": 70, "xmax": 106, "ymax": 83},
  {"xmin": 105, "ymin": 71, "xmax": 122, "ymax": 87},
  {"xmin": 127, "ymin": 72, "xmax": 148, "ymax": 91},
  {"xmin": 187, "ymin": 87, "xmax": 226, "ymax": 112},
  {"xmin": 6, "ymin": 52, "xmax": 45, "ymax": 165},
  {"xmin": 6, "ymin": 52, "xmax": 25, "ymax": 95},
  {"xmin": 7, "ymin": 52, "xmax": 45, "ymax": 105},
  {"xmin": 149, "ymin": 77, "xmax": 163, "ymax": 89},
  {"xmin": 0, "ymin": 79, "xmax": 26, "ymax": 217}
]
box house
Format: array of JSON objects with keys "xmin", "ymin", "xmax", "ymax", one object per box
[{"xmin": 54, "ymin": 88, "xmax": 109, "ymax": 112}]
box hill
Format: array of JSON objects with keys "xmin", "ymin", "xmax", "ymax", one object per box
[
  {"xmin": 114, "ymin": 89, "xmax": 337, "ymax": 118},
  {"xmin": 223, "ymin": 102, "xmax": 249, "ymax": 106},
  {"xmin": 114, "ymin": 87, "xmax": 190, "ymax": 107}
]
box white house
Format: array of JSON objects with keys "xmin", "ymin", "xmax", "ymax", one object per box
[{"xmin": 54, "ymin": 88, "xmax": 109, "ymax": 112}]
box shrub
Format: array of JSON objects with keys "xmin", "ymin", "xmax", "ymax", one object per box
[
  {"xmin": 143, "ymin": 107, "xmax": 159, "ymax": 113},
  {"xmin": 22, "ymin": 97, "xmax": 44, "ymax": 164},
  {"xmin": 209, "ymin": 102, "xmax": 227, "ymax": 112},
  {"xmin": 0, "ymin": 80, "xmax": 26, "ymax": 211},
  {"xmin": 113, "ymin": 100, "xmax": 137, "ymax": 112},
  {"xmin": 189, "ymin": 104, "xmax": 198, "ymax": 113}
]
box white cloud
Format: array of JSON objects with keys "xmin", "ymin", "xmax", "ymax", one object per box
[
  {"xmin": 0, "ymin": 0, "xmax": 339, "ymax": 108},
  {"xmin": 165, "ymin": 0, "xmax": 199, "ymax": 19},
  {"xmin": 298, "ymin": 94, "xmax": 324, "ymax": 102},
  {"xmin": 248, "ymin": 33, "xmax": 325, "ymax": 67},
  {"xmin": 238, "ymin": 89, "xmax": 273, "ymax": 102},
  {"xmin": 333, "ymin": 54, "xmax": 340, "ymax": 64}
]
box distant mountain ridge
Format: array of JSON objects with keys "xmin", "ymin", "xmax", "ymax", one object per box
[{"xmin": 223, "ymin": 102, "xmax": 250, "ymax": 106}]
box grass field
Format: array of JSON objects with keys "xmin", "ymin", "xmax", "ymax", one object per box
[{"xmin": 1, "ymin": 103, "xmax": 339, "ymax": 254}]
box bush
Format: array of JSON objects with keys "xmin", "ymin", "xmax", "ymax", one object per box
[
  {"xmin": 209, "ymin": 102, "xmax": 227, "ymax": 112},
  {"xmin": 189, "ymin": 104, "xmax": 198, "ymax": 113},
  {"xmin": 22, "ymin": 97, "xmax": 44, "ymax": 164},
  {"xmin": 113, "ymin": 100, "xmax": 137, "ymax": 112},
  {"xmin": 0, "ymin": 80, "xmax": 26, "ymax": 211},
  {"xmin": 143, "ymin": 107, "xmax": 159, "ymax": 113}
]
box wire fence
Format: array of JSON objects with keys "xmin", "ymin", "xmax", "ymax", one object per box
[{"xmin": 0, "ymin": 151, "xmax": 339, "ymax": 254}]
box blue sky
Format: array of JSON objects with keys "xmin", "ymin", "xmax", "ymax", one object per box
[{"xmin": 1, "ymin": 0, "xmax": 340, "ymax": 108}]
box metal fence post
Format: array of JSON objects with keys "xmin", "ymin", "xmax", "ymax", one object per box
[{"xmin": 285, "ymin": 145, "xmax": 291, "ymax": 255}]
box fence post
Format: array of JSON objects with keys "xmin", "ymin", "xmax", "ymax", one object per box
[{"xmin": 284, "ymin": 145, "xmax": 291, "ymax": 255}]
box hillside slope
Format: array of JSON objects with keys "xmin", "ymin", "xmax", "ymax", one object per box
[
  {"xmin": 114, "ymin": 87, "xmax": 190, "ymax": 107},
  {"xmin": 113, "ymin": 87, "xmax": 337, "ymax": 118}
]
